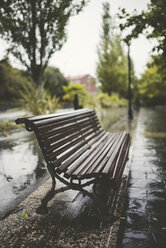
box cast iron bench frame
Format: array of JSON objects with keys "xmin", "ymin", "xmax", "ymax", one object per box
[{"xmin": 15, "ymin": 109, "xmax": 130, "ymax": 217}]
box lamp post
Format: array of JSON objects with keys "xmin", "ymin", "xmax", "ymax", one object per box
[{"xmin": 127, "ymin": 42, "xmax": 133, "ymax": 120}]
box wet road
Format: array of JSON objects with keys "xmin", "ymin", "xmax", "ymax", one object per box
[
  {"xmin": 0, "ymin": 130, "xmax": 48, "ymax": 217},
  {"xmin": 119, "ymin": 107, "xmax": 166, "ymax": 248}
]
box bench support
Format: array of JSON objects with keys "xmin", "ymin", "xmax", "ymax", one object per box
[{"xmin": 36, "ymin": 185, "xmax": 71, "ymax": 214}]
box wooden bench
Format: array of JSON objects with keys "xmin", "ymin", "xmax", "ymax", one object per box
[{"xmin": 15, "ymin": 109, "xmax": 130, "ymax": 218}]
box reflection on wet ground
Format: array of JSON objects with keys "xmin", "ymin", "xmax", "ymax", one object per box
[
  {"xmin": 118, "ymin": 107, "xmax": 166, "ymax": 248},
  {"xmin": 0, "ymin": 130, "xmax": 48, "ymax": 217}
]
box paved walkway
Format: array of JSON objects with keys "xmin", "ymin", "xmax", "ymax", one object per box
[{"xmin": 120, "ymin": 107, "xmax": 166, "ymax": 248}]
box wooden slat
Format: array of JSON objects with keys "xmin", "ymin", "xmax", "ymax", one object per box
[
  {"xmin": 34, "ymin": 111, "xmax": 95, "ymax": 132},
  {"xmin": 36, "ymin": 115, "xmax": 90, "ymax": 133},
  {"xmin": 47, "ymin": 128, "xmax": 99, "ymax": 160},
  {"xmin": 41, "ymin": 118, "xmax": 98, "ymax": 146},
  {"xmin": 76, "ymin": 133, "xmax": 123, "ymax": 178},
  {"xmin": 110, "ymin": 134, "xmax": 130, "ymax": 180},
  {"xmin": 56, "ymin": 130, "xmax": 105, "ymax": 173},
  {"xmin": 33, "ymin": 109, "xmax": 93, "ymax": 127},
  {"xmin": 101, "ymin": 132, "xmax": 127, "ymax": 175},
  {"xmin": 88, "ymin": 132, "xmax": 125, "ymax": 176},
  {"xmin": 70, "ymin": 132, "xmax": 120, "ymax": 178},
  {"xmin": 52, "ymin": 129, "xmax": 103, "ymax": 168},
  {"xmin": 64, "ymin": 132, "xmax": 109, "ymax": 178}
]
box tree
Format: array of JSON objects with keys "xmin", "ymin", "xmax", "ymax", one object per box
[
  {"xmin": 96, "ymin": 2, "xmax": 128, "ymax": 97},
  {"xmin": 0, "ymin": 0, "xmax": 87, "ymax": 88},
  {"xmin": 119, "ymin": 0, "xmax": 166, "ymax": 63},
  {"xmin": 44, "ymin": 66, "xmax": 68, "ymax": 99},
  {"xmin": 138, "ymin": 57, "xmax": 166, "ymax": 105},
  {"xmin": 63, "ymin": 83, "xmax": 87, "ymax": 102},
  {"xmin": 0, "ymin": 58, "xmax": 31, "ymax": 102}
]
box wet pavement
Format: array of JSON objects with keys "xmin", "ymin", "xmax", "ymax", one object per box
[
  {"xmin": 119, "ymin": 107, "xmax": 166, "ymax": 248},
  {"xmin": 0, "ymin": 130, "xmax": 48, "ymax": 217},
  {"xmin": 0, "ymin": 110, "xmax": 27, "ymax": 122}
]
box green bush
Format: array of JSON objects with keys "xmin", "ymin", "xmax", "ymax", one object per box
[
  {"xmin": 19, "ymin": 84, "xmax": 61, "ymax": 115},
  {"xmin": 97, "ymin": 93, "xmax": 127, "ymax": 109},
  {"xmin": 0, "ymin": 120, "xmax": 19, "ymax": 134}
]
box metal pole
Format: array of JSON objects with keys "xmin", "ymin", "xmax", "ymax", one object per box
[{"xmin": 128, "ymin": 43, "xmax": 133, "ymax": 120}]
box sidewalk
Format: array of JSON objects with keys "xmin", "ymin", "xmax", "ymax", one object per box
[
  {"xmin": 119, "ymin": 107, "xmax": 166, "ymax": 248},
  {"xmin": 0, "ymin": 173, "xmax": 129, "ymax": 248}
]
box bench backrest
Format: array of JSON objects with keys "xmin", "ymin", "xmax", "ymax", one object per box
[{"xmin": 16, "ymin": 109, "xmax": 103, "ymax": 170}]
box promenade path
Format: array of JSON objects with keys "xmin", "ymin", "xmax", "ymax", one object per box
[{"xmin": 120, "ymin": 107, "xmax": 166, "ymax": 248}]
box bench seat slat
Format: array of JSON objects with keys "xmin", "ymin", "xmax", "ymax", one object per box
[
  {"xmin": 101, "ymin": 132, "xmax": 128, "ymax": 175},
  {"xmin": 52, "ymin": 129, "xmax": 103, "ymax": 167},
  {"xmin": 84, "ymin": 132, "xmax": 125, "ymax": 176},
  {"xmin": 110, "ymin": 135, "xmax": 130, "ymax": 180},
  {"xmin": 56, "ymin": 130, "xmax": 105, "ymax": 173},
  {"xmin": 69, "ymin": 132, "xmax": 119, "ymax": 178},
  {"xmin": 64, "ymin": 132, "xmax": 109, "ymax": 178},
  {"xmin": 91, "ymin": 133, "xmax": 128, "ymax": 179}
]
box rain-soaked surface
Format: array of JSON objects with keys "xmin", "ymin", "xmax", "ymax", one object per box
[
  {"xmin": 0, "ymin": 129, "xmax": 48, "ymax": 217},
  {"xmin": 118, "ymin": 107, "xmax": 166, "ymax": 248}
]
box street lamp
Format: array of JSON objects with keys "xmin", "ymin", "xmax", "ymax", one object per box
[{"xmin": 127, "ymin": 41, "xmax": 133, "ymax": 120}]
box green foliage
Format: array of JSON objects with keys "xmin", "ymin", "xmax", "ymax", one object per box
[
  {"xmin": 97, "ymin": 93, "xmax": 112, "ymax": 108},
  {"xmin": 63, "ymin": 81, "xmax": 128, "ymax": 110},
  {"xmin": 0, "ymin": 0, "xmax": 88, "ymax": 88},
  {"xmin": 119, "ymin": 0, "xmax": 166, "ymax": 61},
  {"xmin": 97, "ymin": 93, "xmax": 127, "ymax": 109},
  {"xmin": 97, "ymin": 2, "xmax": 129, "ymax": 97},
  {"xmin": 44, "ymin": 66, "xmax": 68, "ymax": 99},
  {"xmin": 63, "ymin": 83, "xmax": 87, "ymax": 104},
  {"xmin": 81, "ymin": 94, "xmax": 99, "ymax": 110},
  {"xmin": 21, "ymin": 210, "xmax": 30, "ymax": 219},
  {"xmin": 0, "ymin": 58, "xmax": 31, "ymax": 102},
  {"xmin": 0, "ymin": 120, "xmax": 19, "ymax": 134},
  {"xmin": 19, "ymin": 84, "xmax": 61, "ymax": 115},
  {"xmin": 138, "ymin": 57, "xmax": 166, "ymax": 105}
]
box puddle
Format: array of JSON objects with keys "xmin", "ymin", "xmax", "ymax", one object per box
[{"xmin": 0, "ymin": 129, "xmax": 48, "ymax": 217}]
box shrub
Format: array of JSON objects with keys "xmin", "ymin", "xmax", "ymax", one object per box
[{"xmin": 19, "ymin": 84, "xmax": 61, "ymax": 115}]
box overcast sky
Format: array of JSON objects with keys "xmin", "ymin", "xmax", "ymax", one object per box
[
  {"xmin": 0, "ymin": 0, "xmax": 155, "ymax": 79},
  {"xmin": 49, "ymin": 0, "xmax": 154, "ymax": 78}
]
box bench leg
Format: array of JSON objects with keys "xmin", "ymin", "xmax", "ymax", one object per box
[
  {"xmin": 91, "ymin": 178, "xmax": 117, "ymax": 226},
  {"xmin": 36, "ymin": 176, "xmax": 56, "ymax": 214},
  {"xmin": 36, "ymin": 176, "xmax": 71, "ymax": 215}
]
